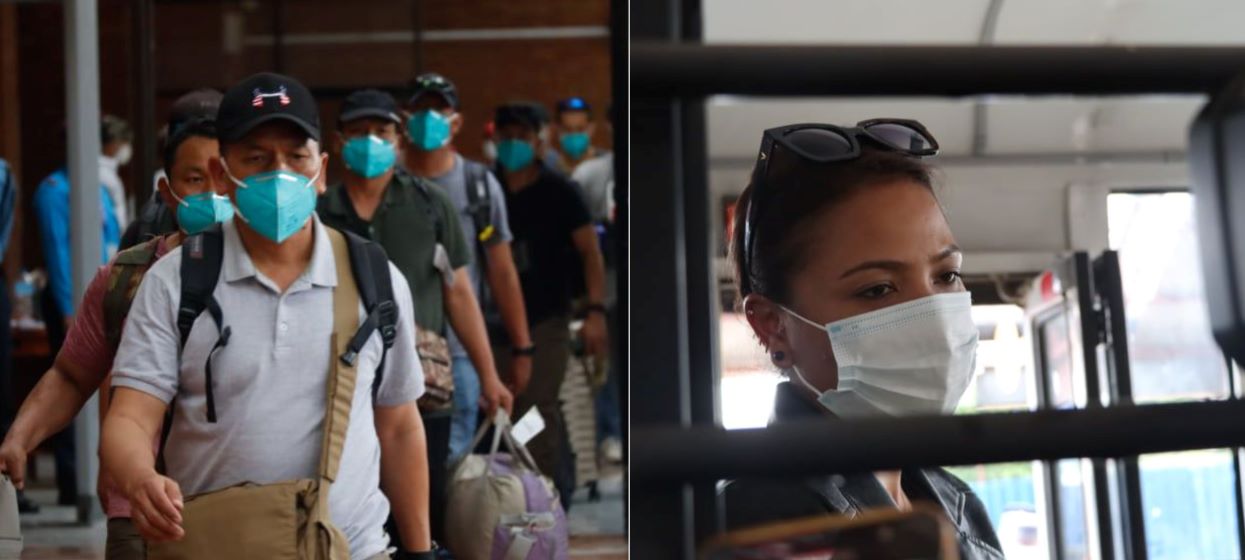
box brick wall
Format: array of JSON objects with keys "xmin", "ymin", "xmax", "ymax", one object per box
[{"xmin": 9, "ymin": 0, "xmax": 612, "ymax": 267}]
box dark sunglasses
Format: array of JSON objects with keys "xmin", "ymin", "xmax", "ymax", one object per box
[
  {"xmin": 741, "ymin": 119, "xmax": 940, "ymax": 285},
  {"xmin": 415, "ymin": 75, "xmax": 452, "ymax": 90}
]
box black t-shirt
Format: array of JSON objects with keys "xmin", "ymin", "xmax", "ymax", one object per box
[{"xmin": 499, "ymin": 165, "xmax": 592, "ymax": 325}]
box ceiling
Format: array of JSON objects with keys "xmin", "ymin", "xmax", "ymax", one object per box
[{"xmin": 701, "ymin": 0, "xmax": 1235, "ymax": 161}]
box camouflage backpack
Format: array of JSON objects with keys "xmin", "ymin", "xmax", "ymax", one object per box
[{"xmin": 102, "ymin": 236, "xmax": 170, "ymax": 351}]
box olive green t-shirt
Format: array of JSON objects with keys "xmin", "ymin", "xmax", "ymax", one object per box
[{"xmin": 317, "ymin": 169, "xmax": 471, "ymax": 335}]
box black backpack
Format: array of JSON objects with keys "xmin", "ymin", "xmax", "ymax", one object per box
[
  {"xmin": 461, "ymin": 160, "xmax": 507, "ymax": 334},
  {"xmin": 174, "ymin": 224, "xmax": 399, "ymax": 423}
]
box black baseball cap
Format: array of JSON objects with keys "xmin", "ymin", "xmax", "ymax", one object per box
[
  {"xmin": 407, "ymin": 73, "xmax": 460, "ymax": 110},
  {"xmin": 216, "ymin": 72, "xmax": 320, "ymax": 143},
  {"xmin": 168, "ymin": 89, "xmax": 223, "ymax": 136},
  {"xmin": 494, "ymin": 103, "xmax": 544, "ymax": 131},
  {"xmin": 339, "ymin": 89, "xmax": 403, "ymax": 126},
  {"xmin": 556, "ymin": 96, "xmax": 592, "ymax": 116}
]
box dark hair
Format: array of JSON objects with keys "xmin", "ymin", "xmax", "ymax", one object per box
[
  {"xmin": 495, "ymin": 102, "xmax": 545, "ymax": 132},
  {"xmin": 730, "ymin": 147, "xmax": 936, "ymax": 306},
  {"xmin": 163, "ymin": 117, "xmax": 217, "ymax": 174},
  {"xmin": 555, "ymin": 96, "xmax": 592, "ymax": 118},
  {"xmin": 101, "ymin": 114, "xmax": 133, "ymax": 145}
]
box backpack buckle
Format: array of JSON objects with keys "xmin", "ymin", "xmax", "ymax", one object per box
[{"xmin": 376, "ymin": 300, "xmax": 398, "ymax": 346}]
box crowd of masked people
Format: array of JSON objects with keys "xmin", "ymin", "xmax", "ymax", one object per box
[{"xmin": 0, "ymin": 70, "xmax": 619, "ymax": 559}]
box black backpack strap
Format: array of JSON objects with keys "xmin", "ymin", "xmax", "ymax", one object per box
[
  {"xmin": 159, "ymin": 225, "xmax": 227, "ymax": 472},
  {"xmin": 462, "ymin": 159, "xmax": 495, "ymax": 245},
  {"xmin": 177, "ymin": 226, "xmax": 228, "ymax": 423},
  {"xmin": 341, "ymin": 229, "xmax": 397, "ymax": 400}
]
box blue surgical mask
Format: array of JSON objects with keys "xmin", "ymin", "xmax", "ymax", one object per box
[
  {"xmin": 559, "ymin": 132, "xmax": 591, "ymax": 159},
  {"xmin": 342, "ymin": 135, "xmax": 396, "ymax": 179},
  {"xmin": 406, "ymin": 110, "xmax": 452, "ymax": 152},
  {"xmin": 169, "ymin": 186, "xmax": 234, "ymax": 235},
  {"xmin": 223, "ymin": 162, "xmax": 322, "ymax": 244},
  {"xmin": 496, "ymin": 139, "xmax": 535, "ymax": 172}
]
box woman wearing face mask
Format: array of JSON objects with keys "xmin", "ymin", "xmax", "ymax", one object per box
[{"xmin": 724, "ymin": 120, "xmax": 1004, "ymax": 560}]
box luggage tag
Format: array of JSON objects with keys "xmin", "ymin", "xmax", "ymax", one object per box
[
  {"xmin": 511, "ymin": 408, "xmax": 546, "ymax": 447},
  {"xmin": 433, "ymin": 243, "xmax": 456, "ymax": 286}
]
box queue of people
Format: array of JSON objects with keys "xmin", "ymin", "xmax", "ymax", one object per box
[{"xmin": 0, "ymin": 70, "xmax": 618, "ymax": 560}]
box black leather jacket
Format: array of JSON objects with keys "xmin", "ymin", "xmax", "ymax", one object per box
[{"xmin": 720, "ymin": 382, "xmax": 1005, "ymax": 560}]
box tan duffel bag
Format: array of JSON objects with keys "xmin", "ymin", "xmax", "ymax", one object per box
[{"xmin": 148, "ymin": 228, "xmax": 363, "ymax": 560}]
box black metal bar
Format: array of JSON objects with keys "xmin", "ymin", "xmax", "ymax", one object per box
[
  {"xmin": 677, "ymin": 0, "xmax": 724, "ymax": 544},
  {"xmin": 608, "ymin": 0, "xmax": 629, "ymax": 535},
  {"xmin": 710, "ymin": 150, "xmax": 1188, "ymax": 168},
  {"xmin": 632, "ymin": 399, "xmax": 1245, "ymax": 483},
  {"xmin": 631, "ymin": 0, "xmax": 696, "ymax": 557},
  {"xmin": 1096, "ymin": 252, "xmax": 1148, "ymax": 560},
  {"xmin": 1072, "ymin": 253, "xmax": 1117, "ymax": 560},
  {"xmin": 632, "ymin": 44, "xmax": 1245, "ymax": 97},
  {"xmin": 1032, "ymin": 308, "xmax": 1067, "ymax": 559}
]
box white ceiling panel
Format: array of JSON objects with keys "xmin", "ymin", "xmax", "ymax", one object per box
[
  {"xmin": 703, "ymin": 0, "xmax": 990, "ymax": 45},
  {"xmin": 704, "ymin": 0, "xmax": 1245, "ymax": 46},
  {"xmin": 994, "ymin": 0, "xmax": 1245, "ymax": 45},
  {"xmin": 982, "ymin": 96, "xmax": 1204, "ymax": 153}
]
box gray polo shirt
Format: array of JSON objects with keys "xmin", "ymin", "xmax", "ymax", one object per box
[
  {"xmin": 425, "ymin": 154, "xmax": 513, "ymax": 358},
  {"xmin": 112, "ymin": 216, "xmax": 424, "ymax": 559}
]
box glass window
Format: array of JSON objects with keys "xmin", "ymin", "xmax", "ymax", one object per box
[
  {"xmin": 1140, "ymin": 450, "xmax": 1240, "ymax": 560},
  {"xmin": 718, "ymin": 310, "xmax": 780, "ymax": 430},
  {"xmin": 1107, "ymin": 192, "xmax": 1230, "ymax": 403},
  {"xmin": 1058, "ymin": 459, "xmax": 1093, "ymax": 560},
  {"xmin": 1109, "ymin": 192, "xmax": 1240, "ymax": 559}
]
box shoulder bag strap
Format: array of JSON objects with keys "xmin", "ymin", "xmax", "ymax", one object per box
[{"xmin": 320, "ymin": 227, "xmax": 361, "ymax": 492}]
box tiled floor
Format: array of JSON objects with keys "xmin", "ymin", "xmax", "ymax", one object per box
[{"xmin": 17, "ymin": 465, "xmax": 627, "ymax": 559}]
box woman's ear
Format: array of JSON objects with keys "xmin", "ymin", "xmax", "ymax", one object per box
[{"xmin": 743, "ymin": 294, "xmax": 794, "ymax": 368}]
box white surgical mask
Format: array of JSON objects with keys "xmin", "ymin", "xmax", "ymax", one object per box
[
  {"xmin": 783, "ymin": 292, "xmax": 978, "ymax": 418},
  {"xmin": 115, "ymin": 144, "xmax": 133, "ymax": 166}
]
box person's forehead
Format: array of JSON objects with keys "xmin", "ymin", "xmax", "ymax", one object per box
[
  {"xmin": 807, "ymin": 181, "xmax": 952, "ymax": 267},
  {"xmin": 559, "ymin": 110, "xmax": 590, "ymax": 123},
  {"xmin": 237, "ymin": 120, "xmax": 315, "ymax": 150},
  {"xmin": 172, "ymin": 136, "xmax": 218, "ymax": 170},
  {"xmin": 342, "ymin": 116, "xmax": 398, "ymax": 131},
  {"xmin": 411, "ymin": 94, "xmax": 452, "ymax": 111},
  {"xmin": 498, "ymin": 122, "xmax": 536, "ymax": 136}
]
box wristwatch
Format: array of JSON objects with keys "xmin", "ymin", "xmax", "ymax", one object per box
[
  {"xmin": 512, "ymin": 345, "xmax": 537, "ymax": 357},
  {"xmin": 395, "ymin": 549, "xmax": 437, "ymax": 560},
  {"xmin": 584, "ymin": 302, "xmax": 608, "ymax": 316}
]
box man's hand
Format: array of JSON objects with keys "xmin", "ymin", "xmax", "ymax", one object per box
[
  {"xmin": 580, "ymin": 313, "xmax": 608, "ymax": 357},
  {"xmin": 507, "ymin": 355, "xmax": 533, "ymax": 395},
  {"xmin": 0, "ymin": 437, "xmax": 27, "ymax": 489},
  {"xmin": 479, "ymin": 377, "xmax": 514, "ymax": 418},
  {"xmin": 126, "ymin": 472, "xmax": 185, "ymax": 542}
]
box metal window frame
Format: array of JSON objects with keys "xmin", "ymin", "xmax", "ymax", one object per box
[
  {"xmin": 1032, "ymin": 304, "xmax": 1070, "ymax": 559},
  {"xmin": 630, "ymin": 3, "xmax": 1245, "ymax": 558}
]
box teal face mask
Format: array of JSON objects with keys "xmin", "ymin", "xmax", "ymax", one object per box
[
  {"xmin": 406, "ymin": 110, "xmax": 452, "ymax": 152},
  {"xmin": 223, "ymin": 163, "xmax": 321, "ymax": 244},
  {"xmin": 170, "ymin": 187, "xmax": 235, "ymax": 235},
  {"xmin": 342, "ymin": 135, "xmax": 396, "ymax": 179},
  {"xmin": 559, "ymin": 132, "xmax": 591, "ymax": 159},
  {"xmin": 496, "ymin": 139, "xmax": 536, "ymax": 172}
]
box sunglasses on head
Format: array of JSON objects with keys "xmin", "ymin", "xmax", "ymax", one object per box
[{"xmin": 742, "ymin": 119, "xmax": 940, "ymax": 286}]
